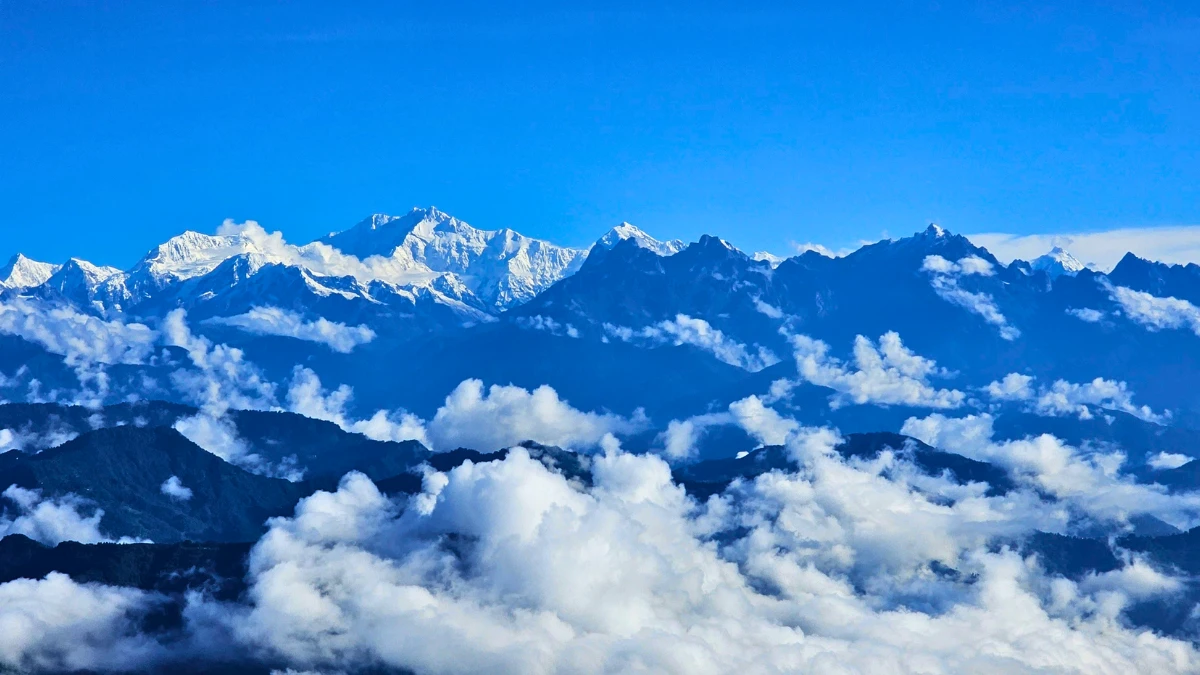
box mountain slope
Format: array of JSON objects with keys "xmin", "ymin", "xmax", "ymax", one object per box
[{"xmin": 0, "ymin": 426, "xmax": 310, "ymax": 542}]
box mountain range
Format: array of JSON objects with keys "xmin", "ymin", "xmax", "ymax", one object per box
[{"xmin": 5, "ymin": 209, "xmax": 1200, "ymax": 672}]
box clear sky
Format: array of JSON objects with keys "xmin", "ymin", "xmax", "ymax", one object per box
[{"xmin": 2, "ymin": 1, "xmax": 1198, "ymax": 268}]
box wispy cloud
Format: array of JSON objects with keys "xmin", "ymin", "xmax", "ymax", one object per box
[{"xmin": 968, "ymin": 226, "xmax": 1200, "ymax": 270}]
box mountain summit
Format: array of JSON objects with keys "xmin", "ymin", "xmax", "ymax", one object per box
[
  {"xmin": 1030, "ymin": 246, "xmax": 1086, "ymax": 279},
  {"xmin": 0, "ymin": 254, "xmax": 60, "ymax": 290},
  {"xmin": 595, "ymin": 223, "xmax": 685, "ymax": 257}
]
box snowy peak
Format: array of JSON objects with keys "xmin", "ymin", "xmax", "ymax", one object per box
[
  {"xmin": 131, "ymin": 230, "xmax": 261, "ymax": 284},
  {"xmin": 319, "ymin": 207, "xmax": 452, "ymax": 259},
  {"xmin": 0, "ymin": 254, "xmax": 60, "ymax": 290},
  {"xmin": 752, "ymin": 251, "xmax": 786, "ymax": 268},
  {"xmin": 1029, "ymin": 246, "xmax": 1085, "ymax": 279},
  {"xmin": 595, "ymin": 223, "xmax": 685, "ymax": 257},
  {"xmin": 54, "ymin": 258, "xmax": 122, "ymax": 284},
  {"xmin": 321, "ymin": 207, "xmax": 589, "ymax": 310}
]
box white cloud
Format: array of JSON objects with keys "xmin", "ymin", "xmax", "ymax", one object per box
[
  {"xmin": 984, "ymin": 373, "xmax": 1168, "ymax": 423},
  {"xmin": 728, "ymin": 395, "xmax": 799, "ymax": 447},
  {"xmin": 0, "ymin": 298, "xmax": 160, "ymax": 406},
  {"xmin": 1067, "ymin": 307, "xmax": 1105, "ymax": 323},
  {"xmin": 216, "ymin": 220, "xmax": 441, "ymax": 287},
  {"xmin": 656, "ymin": 395, "xmax": 799, "ymax": 459},
  {"xmin": 0, "ymin": 485, "xmax": 139, "ymax": 545},
  {"xmin": 426, "ymin": 379, "xmax": 648, "ymax": 453},
  {"xmin": 752, "ymin": 297, "xmax": 784, "ymax": 319},
  {"xmin": 1105, "ymin": 282, "xmax": 1200, "ymax": 336},
  {"xmin": 515, "ymin": 315, "xmax": 579, "ymax": 339},
  {"xmin": 160, "ymin": 475, "xmax": 193, "ymax": 501},
  {"xmin": 901, "ymin": 413, "xmax": 1200, "ymax": 530},
  {"xmin": 968, "ymin": 226, "xmax": 1200, "ymax": 271},
  {"xmin": 985, "ymin": 372, "xmax": 1035, "ymax": 401},
  {"xmin": 0, "ymin": 573, "xmax": 164, "ymax": 673},
  {"xmin": 5, "ymin": 402, "xmax": 1198, "ymax": 672},
  {"xmin": 1148, "ymin": 452, "xmax": 1191, "ymax": 471},
  {"xmin": 790, "ymin": 331, "xmax": 966, "ymax": 409},
  {"xmin": 606, "ymin": 314, "xmax": 780, "ymax": 372},
  {"xmin": 922, "ymin": 256, "xmax": 1019, "ymax": 340},
  {"xmin": 205, "ymin": 307, "xmax": 375, "ymax": 353},
  {"xmin": 0, "ymin": 298, "xmax": 157, "ymax": 367},
  {"xmin": 0, "ymin": 425, "xmax": 78, "ymax": 453},
  {"xmin": 174, "ymin": 413, "xmax": 302, "ymax": 481},
  {"xmin": 163, "ymin": 309, "xmax": 277, "ymax": 415},
  {"xmin": 285, "ymin": 366, "xmax": 428, "ymax": 447}
]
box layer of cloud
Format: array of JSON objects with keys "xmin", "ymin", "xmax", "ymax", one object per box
[
  {"xmin": 605, "ymin": 314, "xmax": 780, "ymax": 372},
  {"xmin": 969, "ymin": 226, "xmax": 1200, "ymax": 271},
  {"xmin": 902, "ymin": 413, "xmax": 1200, "ymax": 530},
  {"xmin": 790, "ymin": 331, "xmax": 966, "ymax": 409},
  {"xmin": 1106, "ymin": 282, "xmax": 1200, "ymax": 336},
  {"xmin": 0, "ymin": 573, "xmax": 164, "ymax": 673},
  {"xmin": 205, "ymin": 306, "xmax": 375, "ymax": 353},
  {"xmin": 203, "ymin": 438, "xmax": 1197, "ymax": 673},
  {"xmin": 922, "ymin": 255, "xmax": 1020, "ymax": 340},
  {"xmin": 0, "ymin": 298, "xmax": 157, "ymax": 367},
  {"xmin": 5, "ymin": 406, "xmax": 1200, "ymax": 672}
]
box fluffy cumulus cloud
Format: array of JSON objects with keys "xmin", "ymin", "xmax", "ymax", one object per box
[
  {"xmin": 605, "ymin": 314, "xmax": 780, "ymax": 372},
  {"xmin": 205, "ymin": 306, "xmax": 375, "ymax": 353},
  {"xmin": 658, "ymin": 395, "xmax": 800, "ymax": 460},
  {"xmin": 922, "ymin": 255, "xmax": 1020, "ymax": 340},
  {"xmin": 790, "ymin": 331, "xmax": 966, "ymax": 409},
  {"xmin": 1105, "ymin": 282, "xmax": 1200, "ymax": 336},
  {"xmin": 160, "ymin": 476, "xmax": 193, "ymax": 501},
  {"xmin": 985, "ymin": 373, "xmax": 1168, "ymax": 423},
  {"xmin": 285, "ymin": 366, "xmax": 429, "ymax": 447},
  {"xmin": 426, "ymin": 379, "xmax": 648, "ymax": 453},
  {"xmin": 0, "ymin": 486, "xmax": 133, "ymax": 546},
  {"xmin": 968, "ymin": 226, "xmax": 1200, "ymax": 270},
  {"xmin": 180, "ymin": 435, "xmax": 1197, "ymax": 674}
]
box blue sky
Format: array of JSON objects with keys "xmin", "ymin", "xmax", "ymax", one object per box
[{"xmin": 2, "ymin": 1, "xmax": 1198, "ymax": 268}]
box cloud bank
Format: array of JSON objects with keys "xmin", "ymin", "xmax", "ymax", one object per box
[
  {"xmin": 969, "ymin": 226, "xmax": 1200, "ymax": 270},
  {"xmin": 205, "ymin": 306, "xmax": 376, "ymax": 353}
]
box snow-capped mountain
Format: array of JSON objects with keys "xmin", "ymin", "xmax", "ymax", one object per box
[
  {"xmin": 0, "ymin": 254, "xmax": 59, "ymax": 290},
  {"xmin": 595, "ymin": 222, "xmax": 686, "ymax": 257},
  {"xmin": 1030, "ymin": 246, "xmax": 1086, "ymax": 279},
  {"xmin": 319, "ymin": 207, "xmax": 589, "ymax": 310},
  {"xmin": 37, "ymin": 258, "xmax": 125, "ymax": 309}
]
